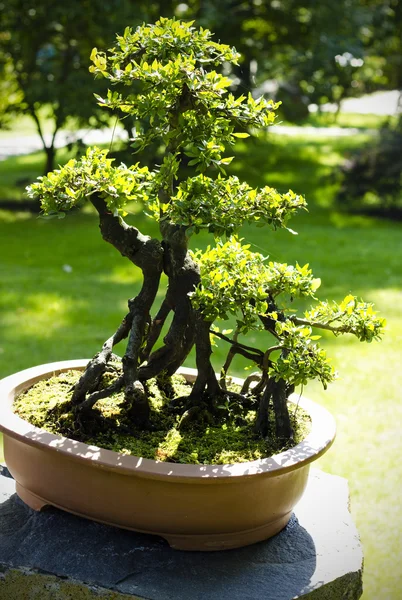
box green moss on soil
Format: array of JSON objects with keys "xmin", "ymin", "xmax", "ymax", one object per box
[{"xmin": 13, "ymin": 370, "xmax": 311, "ymax": 465}]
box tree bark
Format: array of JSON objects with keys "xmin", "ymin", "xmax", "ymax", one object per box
[
  {"xmin": 70, "ymin": 194, "xmax": 164, "ymax": 424},
  {"xmin": 272, "ymin": 379, "xmax": 293, "ymax": 441},
  {"xmin": 139, "ymin": 222, "xmax": 199, "ymax": 379}
]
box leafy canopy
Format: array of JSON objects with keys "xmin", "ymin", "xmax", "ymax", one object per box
[
  {"xmin": 27, "ymin": 147, "xmax": 152, "ymax": 218},
  {"xmin": 89, "ymin": 18, "xmax": 278, "ymax": 166}
]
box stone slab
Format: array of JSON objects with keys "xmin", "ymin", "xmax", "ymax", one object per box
[{"xmin": 0, "ymin": 466, "xmax": 363, "ymax": 600}]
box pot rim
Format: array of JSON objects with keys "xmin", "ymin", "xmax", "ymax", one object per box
[{"xmin": 0, "ymin": 359, "xmax": 336, "ymax": 480}]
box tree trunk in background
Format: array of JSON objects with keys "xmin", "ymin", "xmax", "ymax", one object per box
[{"xmin": 44, "ymin": 145, "xmax": 56, "ymax": 175}]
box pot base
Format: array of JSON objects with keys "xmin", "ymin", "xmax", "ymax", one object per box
[
  {"xmin": 15, "ymin": 481, "xmax": 292, "ymax": 551},
  {"xmin": 164, "ymin": 513, "xmax": 292, "ymax": 550},
  {"xmin": 15, "ymin": 482, "xmax": 48, "ymax": 512}
]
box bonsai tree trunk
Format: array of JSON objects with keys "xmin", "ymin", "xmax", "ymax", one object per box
[
  {"xmin": 254, "ymin": 377, "xmax": 293, "ymax": 441},
  {"xmin": 272, "ymin": 379, "xmax": 293, "ymax": 441},
  {"xmin": 140, "ymin": 221, "xmax": 220, "ymax": 403},
  {"xmin": 67, "ymin": 193, "xmax": 222, "ymax": 427},
  {"xmin": 67, "ymin": 193, "xmax": 164, "ymax": 426}
]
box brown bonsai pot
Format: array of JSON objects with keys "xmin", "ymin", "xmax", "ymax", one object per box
[{"xmin": 0, "ymin": 359, "xmax": 336, "ymax": 551}]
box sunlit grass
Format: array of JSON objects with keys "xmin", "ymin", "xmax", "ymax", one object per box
[
  {"xmin": 278, "ymin": 110, "xmax": 393, "ymax": 130},
  {"xmin": 0, "ymin": 109, "xmax": 54, "ymax": 139},
  {"xmin": 0, "ymin": 129, "xmax": 401, "ymax": 598},
  {"xmin": 0, "ymin": 108, "xmax": 82, "ymax": 139},
  {"xmin": 0, "ymin": 147, "xmax": 76, "ymax": 200}
]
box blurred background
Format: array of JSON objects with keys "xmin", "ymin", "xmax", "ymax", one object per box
[{"xmin": 0, "ymin": 2, "xmax": 401, "ymax": 598}]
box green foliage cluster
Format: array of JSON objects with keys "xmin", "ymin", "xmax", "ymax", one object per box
[
  {"xmin": 268, "ymin": 321, "xmax": 333, "ymax": 388},
  {"xmin": 27, "ymin": 147, "xmax": 151, "ymax": 217},
  {"xmin": 191, "ymin": 238, "xmax": 318, "ymax": 326},
  {"xmin": 305, "ymin": 295, "xmax": 385, "ymax": 343},
  {"xmin": 156, "ymin": 176, "xmax": 306, "ymax": 236},
  {"xmin": 90, "ymin": 19, "xmax": 278, "ymax": 165},
  {"xmin": 191, "ymin": 238, "xmax": 384, "ymax": 388}
]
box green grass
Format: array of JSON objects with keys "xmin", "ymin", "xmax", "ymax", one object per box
[
  {"xmin": 0, "ymin": 112, "xmax": 53, "ymax": 139},
  {"xmin": 277, "ymin": 110, "xmax": 393, "ymax": 130},
  {"xmin": 0, "ymin": 108, "xmax": 82, "ymax": 139},
  {"xmin": 0, "ymin": 147, "xmax": 76, "ymax": 200},
  {"xmin": 0, "ymin": 129, "xmax": 401, "ymax": 598}
]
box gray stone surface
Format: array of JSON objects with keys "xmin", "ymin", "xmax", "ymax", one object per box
[{"xmin": 0, "ymin": 466, "xmax": 363, "ymax": 600}]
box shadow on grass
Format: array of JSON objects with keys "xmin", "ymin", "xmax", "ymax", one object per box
[
  {"xmin": 0, "ymin": 211, "xmax": 159, "ymax": 377},
  {"xmin": 229, "ymin": 132, "xmax": 375, "ymax": 208}
]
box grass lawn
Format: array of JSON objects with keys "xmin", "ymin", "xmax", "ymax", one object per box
[
  {"xmin": 0, "ymin": 147, "xmax": 77, "ymax": 200},
  {"xmin": 0, "ymin": 108, "xmax": 83, "ymax": 140},
  {"xmin": 0, "ymin": 111, "xmax": 54, "ymax": 140},
  {"xmin": 0, "ymin": 129, "xmax": 401, "ymax": 598},
  {"xmin": 280, "ymin": 110, "xmax": 395, "ymax": 130}
]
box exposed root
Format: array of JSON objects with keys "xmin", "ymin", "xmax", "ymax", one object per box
[
  {"xmin": 178, "ymin": 405, "xmax": 201, "ymax": 430},
  {"xmin": 71, "ymin": 314, "xmax": 132, "ymax": 406},
  {"xmin": 124, "ymin": 380, "xmax": 151, "ymax": 428},
  {"xmin": 241, "ymin": 372, "xmax": 262, "ymax": 395},
  {"xmin": 75, "ymin": 376, "xmax": 125, "ymax": 413}
]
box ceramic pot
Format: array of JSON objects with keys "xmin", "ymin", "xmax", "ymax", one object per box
[{"xmin": 0, "ymin": 360, "xmax": 336, "ymax": 551}]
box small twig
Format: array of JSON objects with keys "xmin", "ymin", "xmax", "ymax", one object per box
[
  {"xmin": 293, "ymin": 384, "xmax": 304, "ymax": 418},
  {"xmin": 240, "ymin": 373, "xmax": 261, "ymax": 395},
  {"xmin": 109, "ymin": 116, "xmax": 120, "ymax": 153},
  {"xmin": 290, "ymin": 316, "xmax": 349, "ymax": 334},
  {"xmin": 210, "ymin": 330, "xmax": 264, "ymax": 357}
]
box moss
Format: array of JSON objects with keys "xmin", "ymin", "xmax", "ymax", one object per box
[
  {"xmin": 0, "ymin": 567, "xmax": 139, "ymax": 599},
  {"xmin": 13, "ymin": 370, "xmax": 311, "ymax": 465}
]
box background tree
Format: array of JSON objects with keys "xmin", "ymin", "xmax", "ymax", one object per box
[
  {"xmin": 355, "ymin": 0, "xmax": 402, "ymax": 94},
  {"xmin": 0, "ymin": 0, "xmax": 149, "ymax": 172},
  {"xmin": 2, "ymin": 0, "xmax": 400, "ymax": 184},
  {"xmin": 175, "ymin": 0, "xmax": 372, "ymax": 116}
]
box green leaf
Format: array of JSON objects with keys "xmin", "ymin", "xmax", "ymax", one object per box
[{"xmin": 90, "ymin": 47, "xmax": 98, "ymax": 62}]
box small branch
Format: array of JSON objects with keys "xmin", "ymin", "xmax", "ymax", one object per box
[
  {"xmin": 210, "ymin": 330, "xmax": 264, "ymax": 358},
  {"xmin": 253, "ymin": 370, "xmax": 269, "ymax": 395},
  {"xmin": 140, "ymin": 298, "xmax": 172, "ymax": 362},
  {"xmin": 241, "ymin": 373, "xmax": 261, "ymax": 395},
  {"xmin": 290, "ymin": 316, "xmax": 349, "ymax": 334}
]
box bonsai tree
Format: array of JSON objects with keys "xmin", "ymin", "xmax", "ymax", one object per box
[{"xmin": 27, "ymin": 18, "xmax": 384, "ymax": 444}]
